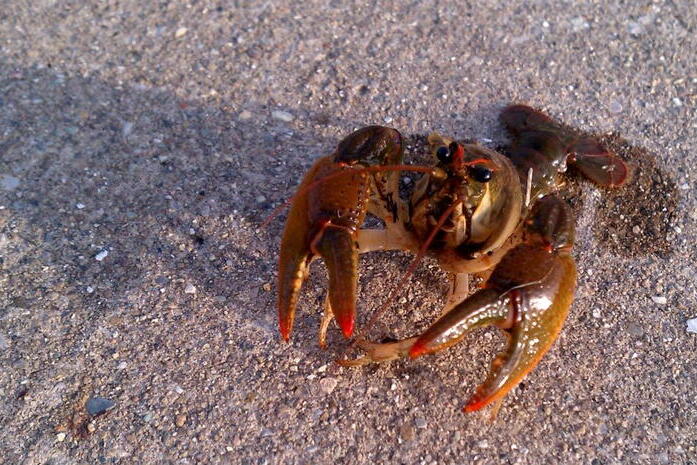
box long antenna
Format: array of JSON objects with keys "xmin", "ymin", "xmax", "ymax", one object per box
[{"xmin": 340, "ymin": 195, "xmax": 464, "ymax": 358}]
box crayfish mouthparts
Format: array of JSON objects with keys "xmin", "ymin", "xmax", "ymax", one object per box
[{"xmin": 274, "ymin": 105, "xmax": 627, "ymax": 414}]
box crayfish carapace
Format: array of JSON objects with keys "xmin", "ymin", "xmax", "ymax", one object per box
[{"xmin": 274, "ymin": 105, "xmax": 628, "ymax": 413}]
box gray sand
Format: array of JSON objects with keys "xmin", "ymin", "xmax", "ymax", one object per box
[{"xmin": 1, "ymin": 1, "xmax": 695, "ymax": 464}]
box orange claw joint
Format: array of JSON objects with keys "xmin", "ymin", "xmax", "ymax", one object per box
[
  {"xmin": 410, "ymin": 196, "xmax": 577, "ymax": 412},
  {"xmin": 277, "ymin": 126, "xmax": 404, "ymax": 342}
]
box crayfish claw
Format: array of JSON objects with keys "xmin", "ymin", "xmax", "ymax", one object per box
[{"xmin": 568, "ymin": 138, "xmax": 628, "ymax": 187}]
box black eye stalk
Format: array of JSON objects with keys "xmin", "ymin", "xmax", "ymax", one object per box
[
  {"xmin": 435, "ymin": 142, "xmax": 492, "ymax": 183},
  {"xmin": 469, "ymin": 165, "xmax": 492, "ymax": 183},
  {"xmin": 436, "ymin": 141, "xmax": 461, "ymax": 164},
  {"xmin": 436, "ymin": 146, "xmax": 451, "ymax": 163}
]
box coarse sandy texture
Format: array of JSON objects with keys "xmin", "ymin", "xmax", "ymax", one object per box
[{"xmin": 0, "ymin": 1, "xmax": 695, "ymax": 464}]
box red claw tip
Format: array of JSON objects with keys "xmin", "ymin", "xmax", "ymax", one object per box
[
  {"xmin": 464, "ymin": 394, "xmax": 490, "ymax": 413},
  {"xmin": 408, "ymin": 340, "xmax": 428, "ymax": 358},
  {"xmin": 279, "ymin": 323, "xmax": 291, "ymax": 342},
  {"xmin": 336, "ymin": 314, "xmax": 354, "ymax": 338}
]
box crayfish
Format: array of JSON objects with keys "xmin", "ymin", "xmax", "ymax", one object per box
[{"xmin": 273, "ymin": 105, "xmax": 627, "ymax": 413}]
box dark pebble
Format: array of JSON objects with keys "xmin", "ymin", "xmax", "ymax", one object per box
[{"xmin": 86, "ymin": 396, "xmax": 116, "ymax": 416}]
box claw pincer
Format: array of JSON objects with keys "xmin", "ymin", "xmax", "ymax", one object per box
[
  {"xmin": 409, "ymin": 196, "xmax": 576, "ymax": 411},
  {"xmin": 277, "ymin": 126, "xmax": 403, "ymax": 341}
]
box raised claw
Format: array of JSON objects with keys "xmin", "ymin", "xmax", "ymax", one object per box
[
  {"xmin": 501, "ymin": 104, "xmax": 628, "ymax": 191},
  {"xmin": 410, "ymin": 195, "xmax": 577, "ymax": 411},
  {"xmin": 277, "ymin": 126, "xmax": 404, "ymax": 343}
]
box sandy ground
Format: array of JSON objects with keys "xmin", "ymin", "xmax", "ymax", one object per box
[{"xmin": 1, "ymin": 1, "xmax": 696, "ymax": 464}]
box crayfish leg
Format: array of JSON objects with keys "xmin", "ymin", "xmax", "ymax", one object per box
[
  {"xmin": 336, "ymin": 337, "xmax": 419, "ymax": 367},
  {"xmin": 444, "ymin": 272, "xmax": 470, "ymax": 313},
  {"xmin": 356, "ymin": 226, "xmax": 417, "ymax": 254}
]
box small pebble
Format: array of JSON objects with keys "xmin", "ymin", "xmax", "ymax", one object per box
[
  {"xmin": 122, "ymin": 121, "xmax": 134, "ymax": 137},
  {"xmin": 256, "ymin": 195, "xmax": 267, "ymax": 203},
  {"xmin": 56, "ymin": 432, "xmax": 66, "ymax": 442},
  {"xmin": 262, "ymin": 283, "xmax": 271, "ymax": 291},
  {"xmin": 608, "ymin": 100, "xmax": 623, "ymax": 114},
  {"xmin": 415, "ymin": 417, "xmax": 427, "ymax": 429},
  {"xmin": 570, "ymin": 17, "xmax": 589, "ymax": 32},
  {"xmin": 651, "ymin": 296, "xmax": 667, "ymax": 305},
  {"xmin": 0, "ymin": 175, "xmax": 20, "ymax": 191},
  {"xmin": 672, "ymin": 97, "xmax": 683, "ymax": 107},
  {"xmin": 384, "ymin": 116, "xmax": 393, "ymax": 124},
  {"xmin": 86, "ymin": 396, "xmax": 116, "ymax": 416},
  {"xmin": 76, "ymin": 203, "xmax": 85, "ymax": 209},
  {"xmin": 184, "ymin": 283, "xmax": 197, "ymax": 294},
  {"xmin": 86, "ymin": 286, "xmax": 94, "ymax": 293},
  {"xmin": 95, "ymin": 250, "xmax": 108, "ymax": 261},
  {"xmin": 87, "ymin": 422, "xmax": 96, "ymax": 433},
  {"xmin": 632, "ymin": 225, "xmax": 641, "ymax": 234},
  {"xmin": 399, "ymin": 424, "xmax": 415, "ymax": 441},
  {"xmin": 0, "ymin": 332, "xmax": 9, "ymax": 350},
  {"xmin": 175, "ymin": 414, "xmax": 186, "ymax": 427},
  {"xmin": 238, "ymin": 110, "xmax": 252, "ymax": 120},
  {"xmin": 175, "ymin": 27, "xmax": 188, "ymax": 38},
  {"xmin": 592, "ymin": 309, "xmax": 601, "ymax": 318},
  {"xmin": 272, "ymin": 110, "xmax": 294, "ymax": 122},
  {"xmin": 627, "ymin": 21, "xmax": 643, "ymax": 35},
  {"xmin": 319, "ymin": 377, "xmax": 338, "ymax": 394},
  {"xmin": 686, "ymin": 318, "xmax": 697, "ymax": 334}
]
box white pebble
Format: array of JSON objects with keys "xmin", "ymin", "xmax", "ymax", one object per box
[
  {"xmin": 272, "ymin": 110, "xmax": 294, "ymax": 122},
  {"xmin": 238, "ymin": 110, "xmax": 252, "ymax": 120},
  {"xmin": 672, "ymin": 97, "xmax": 683, "ymax": 107},
  {"xmin": 570, "ymin": 17, "xmax": 589, "ymax": 32},
  {"xmin": 86, "ymin": 286, "xmax": 94, "ymax": 293},
  {"xmin": 184, "ymin": 283, "xmax": 197, "ymax": 294},
  {"xmin": 56, "ymin": 433, "xmax": 66, "ymax": 442},
  {"xmin": 384, "ymin": 116, "xmax": 393, "ymax": 124},
  {"xmin": 592, "ymin": 309, "xmax": 601, "ymax": 318},
  {"xmin": 122, "ymin": 121, "xmax": 134, "ymax": 137},
  {"xmin": 608, "ymin": 100, "xmax": 623, "ymax": 114},
  {"xmin": 627, "ymin": 22, "xmax": 643, "ymax": 35},
  {"xmin": 319, "ymin": 377, "xmax": 338, "ymax": 394},
  {"xmin": 651, "ymin": 296, "xmax": 667, "ymax": 305},
  {"xmin": 76, "ymin": 203, "xmax": 85, "ymax": 209},
  {"xmin": 0, "ymin": 175, "xmax": 20, "ymax": 191},
  {"xmin": 95, "ymin": 250, "xmax": 108, "ymax": 261},
  {"xmin": 175, "ymin": 27, "xmax": 188, "ymax": 38},
  {"xmin": 687, "ymin": 318, "xmax": 697, "ymax": 334}
]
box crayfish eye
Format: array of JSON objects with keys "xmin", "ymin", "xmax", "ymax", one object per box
[
  {"xmin": 469, "ymin": 165, "xmax": 492, "ymax": 183},
  {"xmin": 436, "ymin": 146, "xmax": 451, "ymax": 163}
]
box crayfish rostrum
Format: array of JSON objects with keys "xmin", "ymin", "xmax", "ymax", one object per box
[{"xmin": 274, "ymin": 105, "xmax": 627, "ymax": 413}]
